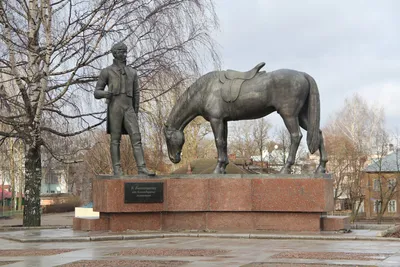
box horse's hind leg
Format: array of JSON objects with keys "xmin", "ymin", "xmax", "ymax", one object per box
[
  {"xmin": 210, "ymin": 118, "xmax": 229, "ymax": 174},
  {"xmin": 315, "ymin": 132, "xmax": 328, "ymax": 173},
  {"xmin": 299, "ymin": 114, "xmax": 328, "ymax": 173},
  {"xmin": 280, "ymin": 116, "xmax": 302, "ymax": 174}
]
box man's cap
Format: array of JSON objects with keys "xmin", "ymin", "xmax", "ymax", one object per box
[{"xmin": 111, "ymin": 42, "xmax": 127, "ymax": 51}]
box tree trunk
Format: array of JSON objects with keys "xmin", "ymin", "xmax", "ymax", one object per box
[
  {"xmin": 23, "ymin": 144, "xmax": 42, "ymax": 226},
  {"xmin": 350, "ymin": 199, "xmax": 362, "ymax": 223},
  {"xmin": 18, "ymin": 141, "xmax": 24, "ymax": 211},
  {"xmin": 9, "ymin": 140, "xmax": 15, "ymax": 211},
  {"xmin": 1, "ymin": 178, "xmax": 4, "ymax": 216},
  {"xmin": 376, "ymin": 213, "xmax": 382, "ymax": 224}
]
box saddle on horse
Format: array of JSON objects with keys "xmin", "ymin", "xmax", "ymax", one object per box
[{"xmin": 219, "ymin": 62, "xmax": 266, "ymax": 103}]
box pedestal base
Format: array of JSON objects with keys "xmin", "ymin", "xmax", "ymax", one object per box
[{"xmin": 74, "ymin": 174, "xmax": 341, "ymax": 232}]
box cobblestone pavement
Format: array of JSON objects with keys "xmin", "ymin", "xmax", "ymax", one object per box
[{"xmin": 0, "ymin": 232, "xmax": 399, "ymax": 267}]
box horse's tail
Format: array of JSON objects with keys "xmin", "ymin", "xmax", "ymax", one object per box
[{"xmin": 304, "ymin": 73, "xmax": 320, "ymax": 154}]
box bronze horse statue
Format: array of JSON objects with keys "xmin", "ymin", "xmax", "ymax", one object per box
[{"xmin": 164, "ymin": 63, "xmax": 328, "ymax": 174}]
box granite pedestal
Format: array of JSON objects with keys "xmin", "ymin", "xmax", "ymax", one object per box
[{"xmin": 73, "ymin": 174, "xmax": 346, "ymax": 232}]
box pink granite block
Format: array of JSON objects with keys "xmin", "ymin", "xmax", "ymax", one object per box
[
  {"xmin": 72, "ymin": 218, "xmax": 81, "ymax": 230},
  {"xmin": 253, "ymin": 212, "xmax": 321, "ymax": 231},
  {"xmin": 252, "ymin": 178, "xmax": 333, "ymax": 212},
  {"xmin": 206, "ymin": 212, "xmax": 255, "ymax": 230},
  {"xmin": 209, "ymin": 179, "xmax": 252, "ymax": 211},
  {"xmin": 93, "ymin": 178, "xmax": 165, "ymax": 213},
  {"xmin": 166, "ymin": 179, "xmax": 209, "ymax": 211},
  {"xmin": 79, "ymin": 216, "xmax": 110, "ymax": 231},
  {"xmin": 109, "ymin": 213, "xmax": 161, "ymax": 232},
  {"xmin": 162, "ymin": 212, "xmax": 206, "ymax": 231}
]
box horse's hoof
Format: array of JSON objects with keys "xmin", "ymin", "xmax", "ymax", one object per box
[
  {"xmin": 279, "ymin": 167, "xmax": 291, "ymax": 174},
  {"xmin": 315, "ymin": 166, "xmax": 327, "ymax": 174},
  {"xmin": 213, "ymin": 167, "xmax": 227, "ymax": 174},
  {"xmin": 213, "ymin": 168, "xmax": 223, "ymax": 174}
]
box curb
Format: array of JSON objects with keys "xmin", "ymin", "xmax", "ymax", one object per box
[{"xmin": 1, "ymin": 232, "xmax": 399, "ymax": 243}]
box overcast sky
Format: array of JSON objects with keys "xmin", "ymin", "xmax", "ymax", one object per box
[{"xmin": 211, "ymin": 0, "xmax": 400, "ymax": 132}]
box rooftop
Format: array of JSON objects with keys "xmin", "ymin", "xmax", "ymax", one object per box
[{"xmin": 364, "ymin": 149, "xmax": 400, "ymax": 173}]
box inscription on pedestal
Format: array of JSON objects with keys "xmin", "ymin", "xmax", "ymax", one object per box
[{"xmin": 124, "ymin": 182, "xmax": 163, "ymax": 203}]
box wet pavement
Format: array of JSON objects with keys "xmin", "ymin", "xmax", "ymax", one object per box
[
  {"xmin": 0, "ymin": 228, "xmax": 398, "ymax": 266},
  {"xmin": 0, "ymin": 212, "xmax": 74, "ymax": 227},
  {"xmin": 0, "ymin": 228, "xmax": 394, "ymax": 243}
]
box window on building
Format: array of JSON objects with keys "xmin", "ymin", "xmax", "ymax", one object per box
[
  {"xmin": 388, "ymin": 200, "xmax": 397, "ymax": 213},
  {"xmin": 374, "ymin": 200, "xmax": 382, "ymax": 213},
  {"xmin": 373, "ymin": 179, "xmax": 381, "ymax": 191},
  {"xmin": 388, "ymin": 179, "xmax": 397, "ymax": 190},
  {"xmin": 45, "ymin": 169, "xmax": 58, "ymax": 185}
]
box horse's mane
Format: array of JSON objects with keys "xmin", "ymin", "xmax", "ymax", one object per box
[
  {"xmin": 178, "ymin": 71, "xmax": 218, "ymax": 103},
  {"xmin": 166, "ymin": 71, "xmax": 218, "ymax": 129}
]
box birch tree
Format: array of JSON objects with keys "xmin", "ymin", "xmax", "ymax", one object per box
[
  {"xmin": 228, "ymin": 121, "xmax": 258, "ymax": 159},
  {"xmin": 324, "ymin": 94, "xmax": 387, "ymax": 221},
  {"xmin": 0, "ymin": 0, "xmax": 219, "ymax": 226},
  {"xmin": 366, "ymin": 132, "xmax": 399, "ymax": 224},
  {"xmin": 252, "ymin": 118, "xmax": 271, "ymax": 172}
]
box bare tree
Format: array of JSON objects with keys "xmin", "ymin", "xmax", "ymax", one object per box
[
  {"xmin": 365, "ymin": 131, "xmax": 399, "ymax": 224},
  {"xmin": 324, "ymin": 132, "xmax": 355, "ymax": 206},
  {"xmin": 228, "ymin": 121, "xmax": 258, "ymax": 159},
  {"xmin": 252, "ymin": 118, "xmax": 271, "ymax": 172},
  {"xmin": 324, "ymin": 93, "xmax": 387, "ymax": 221},
  {"xmin": 269, "ymin": 126, "xmax": 307, "ymax": 173},
  {"xmin": 0, "ymin": 0, "xmax": 219, "ymax": 226},
  {"xmin": 181, "ymin": 116, "xmax": 211, "ymax": 164},
  {"xmin": 328, "ymin": 94, "xmax": 385, "ymax": 154},
  {"xmin": 271, "ymin": 127, "xmax": 291, "ymax": 166}
]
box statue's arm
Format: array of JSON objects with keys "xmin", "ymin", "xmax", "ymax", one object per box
[
  {"xmin": 133, "ymin": 69, "xmax": 140, "ymax": 114},
  {"xmin": 94, "ymin": 69, "xmax": 112, "ymax": 99}
]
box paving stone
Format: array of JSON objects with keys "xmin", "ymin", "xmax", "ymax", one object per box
[
  {"xmin": 0, "ymin": 262, "xmax": 19, "ymax": 266},
  {"xmin": 57, "ymin": 260, "xmax": 189, "ymax": 267},
  {"xmin": 107, "ymin": 248, "xmax": 229, "ymax": 257},
  {"xmin": 0, "ymin": 230, "xmax": 398, "ymax": 266},
  {"xmin": 271, "ymin": 251, "xmax": 392, "ymax": 261},
  {"xmin": 0, "ymin": 249, "xmax": 78, "ymax": 256},
  {"xmin": 241, "ymin": 263, "xmax": 374, "ymax": 267}
]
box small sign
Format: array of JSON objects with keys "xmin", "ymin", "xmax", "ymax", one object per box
[{"xmin": 124, "ymin": 182, "xmax": 163, "ymax": 203}]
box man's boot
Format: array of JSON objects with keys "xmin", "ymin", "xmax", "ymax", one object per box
[
  {"xmin": 131, "ymin": 133, "xmax": 155, "ymax": 176},
  {"xmin": 111, "ymin": 139, "xmax": 123, "ymax": 176}
]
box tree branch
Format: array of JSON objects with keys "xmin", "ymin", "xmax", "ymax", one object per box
[{"xmin": 40, "ymin": 118, "xmax": 106, "ymax": 137}]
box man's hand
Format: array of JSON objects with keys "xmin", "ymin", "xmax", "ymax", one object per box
[
  {"xmin": 94, "ymin": 90, "xmax": 113, "ymax": 100},
  {"xmin": 103, "ymin": 91, "xmax": 113, "ymax": 99}
]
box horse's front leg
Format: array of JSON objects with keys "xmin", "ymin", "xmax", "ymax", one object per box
[
  {"xmin": 280, "ymin": 116, "xmax": 302, "ymax": 174},
  {"xmin": 210, "ymin": 118, "xmax": 229, "ymax": 174}
]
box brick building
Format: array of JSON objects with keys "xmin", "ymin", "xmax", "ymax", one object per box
[{"xmin": 363, "ymin": 150, "xmax": 400, "ymax": 219}]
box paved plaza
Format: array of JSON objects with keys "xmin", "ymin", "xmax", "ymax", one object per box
[{"xmin": 0, "ymin": 228, "xmax": 399, "ymax": 266}]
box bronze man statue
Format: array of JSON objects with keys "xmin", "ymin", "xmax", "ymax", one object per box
[{"xmin": 94, "ymin": 42, "xmax": 155, "ymax": 176}]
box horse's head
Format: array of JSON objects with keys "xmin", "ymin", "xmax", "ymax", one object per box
[{"xmin": 163, "ymin": 125, "xmax": 185, "ymax": 164}]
